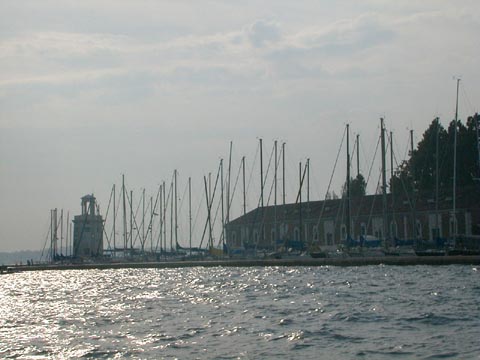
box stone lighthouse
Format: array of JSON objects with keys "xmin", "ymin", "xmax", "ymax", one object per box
[{"xmin": 73, "ymin": 194, "xmax": 103, "ymax": 258}]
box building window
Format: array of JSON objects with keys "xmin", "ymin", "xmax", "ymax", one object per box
[
  {"xmin": 390, "ymin": 221, "xmax": 398, "ymax": 238},
  {"xmin": 465, "ymin": 212, "xmax": 472, "ymax": 236},
  {"xmin": 449, "ymin": 215, "xmax": 457, "ymax": 237},
  {"xmin": 360, "ymin": 223, "xmax": 367, "ymax": 237},
  {"xmin": 326, "ymin": 233, "xmax": 333, "ymax": 246},
  {"xmin": 313, "ymin": 226, "xmax": 319, "ymax": 242},
  {"xmin": 294, "ymin": 227, "xmax": 300, "ymax": 242},
  {"xmin": 416, "ymin": 220, "xmax": 422, "ymax": 239},
  {"xmin": 254, "ymin": 230, "xmax": 259, "ymax": 244}
]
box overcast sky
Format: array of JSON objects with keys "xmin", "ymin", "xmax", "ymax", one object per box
[{"xmin": 1, "ymin": 1, "xmax": 479, "ymax": 252}]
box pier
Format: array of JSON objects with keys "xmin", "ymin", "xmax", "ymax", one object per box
[{"xmin": 4, "ymin": 255, "xmax": 480, "ymax": 273}]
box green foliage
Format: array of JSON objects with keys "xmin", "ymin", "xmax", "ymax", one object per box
[
  {"xmin": 391, "ymin": 113, "xmax": 479, "ymax": 194},
  {"xmin": 342, "ymin": 173, "xmax": 367, "ymax": 197}
]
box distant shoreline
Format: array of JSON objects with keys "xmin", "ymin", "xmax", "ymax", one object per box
[{"xmin": 3, "ymin": 255, "xmax": 480, "ymax": 273}]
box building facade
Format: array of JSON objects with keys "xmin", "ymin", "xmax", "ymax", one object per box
[{"xmin": 225, "ymin": 186, "xmax": 480, "ymax": 251}]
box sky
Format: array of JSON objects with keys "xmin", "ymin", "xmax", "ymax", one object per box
[{"xmin": 1, "ymin": 1, "xmax": 479, "ymax": 252}]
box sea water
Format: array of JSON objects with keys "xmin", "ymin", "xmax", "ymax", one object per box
[{"xmin": 0, "ymin": 265, "xmax": 478, "ymax": 359}]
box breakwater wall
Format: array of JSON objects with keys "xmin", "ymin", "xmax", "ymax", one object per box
[{"xmin": 5, "ymin": 255, "xmax": 480, "ymax": 273}]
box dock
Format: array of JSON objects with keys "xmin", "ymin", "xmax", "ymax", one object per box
[{"xmin": 4, "ymin": 255, "xmax": 480, "ymax": 273}]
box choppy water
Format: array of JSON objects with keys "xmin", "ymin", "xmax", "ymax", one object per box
[{"xmin": 0, "ymin": 265, "xmax": 479, "ymax": 359}]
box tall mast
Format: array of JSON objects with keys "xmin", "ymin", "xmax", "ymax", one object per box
[
  {"xmin": 226, "ymin": 141, "xmax": 233, "ymax": 224},
  {"xmin": 453, "ymin": 78, "xmax": 460, "ymax": 243},
  {"xmin": 130, "ymin": 190, "xmax": 133, "ymax": 254},
  {"xmin": 307, "ymin": 158, "xmax": 310, "ymax": 203},
  {"xmin": 282, "ymin": 142, "xmax": 286, "ymax": 205},
  {"xmin": 221, "ymin": 159, "xmax": 225, "ymax": 246},
  {"xmin": 174, "ymin": 170, "xmax": 178, "ymax": 250},
  {"xmin": 299, "ymin": 162, "xmax": 302, "ymax": 247},
  {"xmin": 163, "ymin": 181, "xmax": 166, "ymax": 255},
  {"xmin": 122, "ymin": 175, "xmax": 127, "ymax": 253},
  {"xmin": 356, "ymin": 134, "xmax": 360, "ymax": 177},
  {"xmin": 410, "ymin": 129, "xmax": 417, "ymax": 244},
  {"xmin": 390, "ymin": 131, "xmax": 395, "ymax": 240},
  {"xmin": 159, "ymin": 184, "xmax": 163, "ymax": 253},
  {"xmin": 260, "ymin": 138, "xmax": 264, "ymax": 208},
  {"xmin": 189, "ymin": 177, "xmax": 192, "ymax": 255},
  {"xmin": 66, "ymin": 211, "xmax": 69, "ymax": 257},
  {"xmin": 113, "ymin": 184, "xmax": 116, "ymax": 254},
  {"xmin": 435, "ymin": 118, "xmax": 440, "ymax": 241},
  {"xmin": 380, "ymin": 118, "xmax": 388, "ymax": 246},
  {"xmin": 150, "ymin": 196, "xmax": 153, "ymax": 253},
  {"xmin": 242, "ymin": 156, "xmax": 246, "ymax": 215},
  {"xmin": 274, "ymin": 140, "xmax": 278, "ymax": 250},
  {"xmin": 170, "ymin": 180, "xmax": 173, "ymax": 251},
  {"xmin": 142, "ymin": 188, "xmax": 145, "ymax": 253},
  {"xmin": 60, "ymin": 209, "xmax": 63, "ymax": 256},
  {"xmin": 346, "ymin": 124, "xmax": 351, "ymax": 242}
]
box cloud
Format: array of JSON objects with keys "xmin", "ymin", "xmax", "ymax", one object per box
[{"xmin": 245, "ymin": 20, "xmax": 281, "ymax": 48}]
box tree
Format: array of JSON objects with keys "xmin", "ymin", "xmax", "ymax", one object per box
[
  {"xmin": 342, "ymin": 173, "xmax": 367, "ymax": 197},
  {"xmin": 391, "ymin": 114, "xmax": 479, "ymax": 195}
]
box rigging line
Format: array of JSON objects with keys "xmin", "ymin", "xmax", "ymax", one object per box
[
  {"xmin": 126, "ymin": 189, "xmax": 143, "ymax": 249},
  {"xmin": 227, "ymin": 158, "xmax": 243, "ymax": 217},
  {"xmin": 249, "ymin": 141, "xmax": 276, "ymax": 248},
  {"xmin": 145, "ymin": 186, "xmax": 161, "ymax": 248},
  {"xmin": 174, "ymin": 179, "xmax": 190, "ymax": 247},
  {"xmin": 199, "ymin": 162, "xmax": 221, "ymax": 249},
  {"xmin": 365, "ymin": 171, "xmax": 382, "ymax": 236},
  {"xmin": 192, "ymin": 181, "xmax": 205, "ymax": 243},
  {"xmin": 40, "ymin": 216, "xmax": 52, "ymax": 262},
  {"xmin": 245, "ymin": 141, "xmax": 260, "ymax": 208},
  {"xmin": 314, "ymin": 124, "xmax": 347, "ymax": 229},
  {"xmin": 391, "ymin": 139, "xmax": 415, "ymax": 211},
  {"xmin": 461, "ymin": 84, "xmax": 476, "ymax": 115},
  {"xmin": 102, "ymin": 186, "xmax": 114, "ymax": 251}
]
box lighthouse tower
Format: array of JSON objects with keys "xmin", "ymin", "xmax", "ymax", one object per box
[{"xmin": 73, "ymin": 194, "xmax": 103, "ymax": 258}]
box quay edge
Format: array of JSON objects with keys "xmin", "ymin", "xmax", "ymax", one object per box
[{"xmin": 4, "ymin": 255, "xmax": 480, "ymax": 273}]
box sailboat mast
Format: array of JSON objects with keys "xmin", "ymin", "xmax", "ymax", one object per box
[
  {"xmin": 130, "ymin": 190, "xmax": 133, "ymax": 254},
  {"xmin": 189, "ymin": 176, "xmax": 192, "ymax": 255},
  {"xmin": 221, "ymin": 159, "xmax": 225, "ymax": 246},
  {"xmin": 380, "ymin": 118, "xmax": 388, "ymax": 246},
  {"xmin": 260, "ymin": 138, "xmax": 264, "ymax": 208},
  {"xmin": 142, "ymin": 188, "xmax": 145, "ymax": 253},
  {"xmin": 307, "ymin": 158, "xmax": 310, "ymax": 203},
  {"xmin": 299, "ymin": 161, "xmax": 302, "ymax": 246},
  {"xmin": 113, "ymin": 184, "xmax": 116, "ymax": 254},
  {"xmin": 390, "ymin": 131, "xmax": 395, "ymax": 240},
  {"xmin": 410, "ymin": 129, "xmax": 417, "ymax": 244},
  {"xmin": 150, "ymin": 196, "xmax": 153, "ymax": 253},
  {"xmin": 356, "ymin": 134, "xmax": 360, "ymax": 177},
  {"xmin": 170, "ymin": 180, "xmax": 173, "ymax": 251},
  {"xmin": 174, "ymin": 170, "xmax": 178, "ymax": 250},
  {"xmin": 242, "ymin": 156, "xmax": 246, "ymax": 216},
  {"xmin": 282, "ymin": 142, "xmax": 286, "ymax": 205},
  {"xmin": 227, "ymin": 141, "xmax": 232, "ymax": 224},
  {"xmin": 274, "ymin": 140, "xmax": 278, "ymax": 250},
  {"xmin": 453, "ymin": 78, "xmax": 460, "ymax": 243},
  {"xmin": 60, "ymin": 209, "xmax": 63, "ymax": 256},
  {"xmin": 122, "ymin": 175, "xmax": 127, "ymax": 253},
  {"xmin": 163, "ymin": 181, "xmax": 166, "ymax": 255},
  {"xmin": 346, "ymin": 124, "xmax": 351, "ymax": 242},
  {"xmin": 435, "ymin": 118, "xmax": 440, "ymax": 240}
]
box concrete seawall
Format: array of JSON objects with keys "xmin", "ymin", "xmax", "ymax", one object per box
[{"xmin": 6, "ymin": 255, "xmax": 480, "ymax": 273}]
